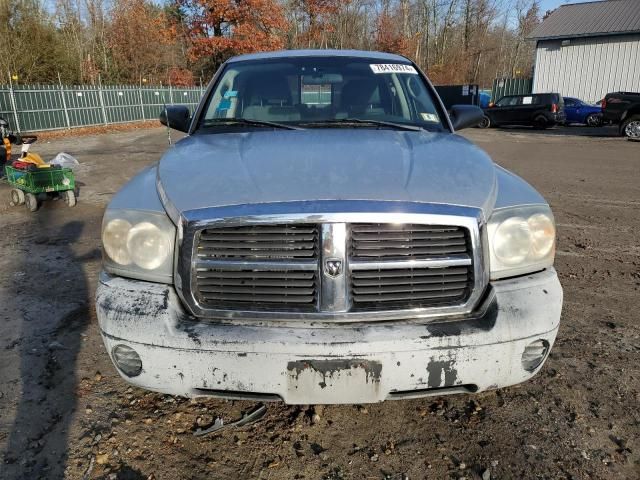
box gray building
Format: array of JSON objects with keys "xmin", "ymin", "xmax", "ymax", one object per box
[{"xmin": 528, "ymin": 0, "xmax": 640, "ymax": 102}]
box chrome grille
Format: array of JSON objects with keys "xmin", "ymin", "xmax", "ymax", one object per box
[
  {"xmin": 180, "ymin": 206, "xmax": 485, "ymax": 321},
  {"xmin": 350, "ymin": 223, "xmax": 468, "ymax": 259}
]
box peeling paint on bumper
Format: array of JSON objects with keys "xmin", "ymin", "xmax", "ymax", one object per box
[{"xmin": 96, "ymin": 269, "xmax": 562, "ymax": 404}]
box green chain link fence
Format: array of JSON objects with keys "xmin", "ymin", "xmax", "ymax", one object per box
[{"xmin": 0, "ymin": 83, "xmax": 205, "ymax": 133}]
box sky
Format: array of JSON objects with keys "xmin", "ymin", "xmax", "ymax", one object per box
[{"xmin": 539, "ymin": 0, "xmax": 599, "ymax": 15}]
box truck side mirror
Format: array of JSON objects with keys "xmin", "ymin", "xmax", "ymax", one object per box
[
  {"xmin": 449, "ymin": 105, "xmax": 485, "ymax": 131},
  {"xmin": 160, "ymin": 105, "xmax": 191, "ymax": 133}
]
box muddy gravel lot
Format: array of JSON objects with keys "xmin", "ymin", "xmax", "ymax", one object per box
[{"xmin": 0, "ymin": 126, "xmax": 639, "ymax": 480}]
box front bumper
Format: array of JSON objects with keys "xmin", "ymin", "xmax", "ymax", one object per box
[{"xmin": 96, "ymin": 269, "xmax": 562, "ymax": 404}]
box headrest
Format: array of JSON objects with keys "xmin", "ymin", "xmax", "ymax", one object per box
[
  {"xmin": 341, "ymin": 79, "xmax": 381, "ymax": 107},
  {"xmin": 247, "ymin": 75, "xmax": 292, "ymax": 106}
]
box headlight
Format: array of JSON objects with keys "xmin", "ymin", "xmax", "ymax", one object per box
[
  {"xmin": 102, "ymin": 209, "xmax": 176, "ymax": 283},
  {"xmin": 487, "ymin": 205, "xmax": 556, "ymax": 280},
  {"xmin": 103, "ymin": 218, "xmax": 132, "ymax": 265}
]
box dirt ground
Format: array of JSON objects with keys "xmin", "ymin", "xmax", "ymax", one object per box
[{"xmin": 0, "ymin": 125, "xmax": 638, "ymax": 480}]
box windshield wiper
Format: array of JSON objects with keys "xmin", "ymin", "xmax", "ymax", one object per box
[
  {"xmin": 300, "ymin": 118, "xmax": 424, "ymax": 131},
  {"xmin": 201, "ymin": 118, "xmax": 302, "ymax": 130}
]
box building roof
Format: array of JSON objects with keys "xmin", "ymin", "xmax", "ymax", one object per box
[
  {"xmin": 528, "ymin": 0, "xmax": 640, "ymax": 40},
  {"xmin": 228, "ymin": 49, "xmax": 409, "ymax": 63}
]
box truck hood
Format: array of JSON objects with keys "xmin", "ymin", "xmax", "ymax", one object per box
[{"xmin": 157, "ymin": 129, "xmax": 497, "ymax": 217}]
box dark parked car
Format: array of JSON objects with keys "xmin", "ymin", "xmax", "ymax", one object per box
[
  {"xmin": 479, "ymin": 93, "xmax": 565, "ymax": 129},
  {"xmin": 563, "ymin": 97, "xmax": 602, "ymax": 126},
  {"xmin": 602, "ymin": 92, "xmax": 640, "ymax": 139}
]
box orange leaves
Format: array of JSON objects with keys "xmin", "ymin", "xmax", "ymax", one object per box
[
  {"xmin": 304, "ymin": 0, "xmax": 342, "ymax": 17},
  {"xmin": 168, "ymin": 68, "xmax": 195, "ymax": 86},
  {"xmin": 181, "ymin": 0, "xmax": 288, "ymax": 63},
  {"xmin": 108, "ymin": 0, "xmax": 173, "ymax": 81},
  {"xmin": 374, "ymin": 11, "xmax": 410, "ymax": 57},
  {"xmin": 292, "ymin": 0, "xmax": 344, "ymax": 48}
]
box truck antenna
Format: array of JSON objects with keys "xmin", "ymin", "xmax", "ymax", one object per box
[{"xmin": 163, "ymin": 103, "xmax": 172, "ymax": 146}]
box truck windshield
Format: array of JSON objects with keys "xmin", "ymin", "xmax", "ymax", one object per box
[{"xmin": 198, "ymin": 57, "xmax": 446, "ymax": 132}]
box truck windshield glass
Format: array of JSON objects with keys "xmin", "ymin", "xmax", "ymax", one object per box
[{"xmin": 198, "ymin": 57, "xmax": 446, "ymax": 132}]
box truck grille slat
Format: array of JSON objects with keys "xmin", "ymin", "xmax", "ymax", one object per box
[
  {"xmin": 197, "ymin": 270, "xmax": 315, "ymax": 280},
  {"xmin": 198, "ymin": 278, "xmax": 315, "ymax": 287},
  {"xmin": 199, "ymin": 248, "xmax": 316, "ymax": 258},
  {"xmin": 199, "ymin": 240, "xmax": 317, "ymax": 249},
  {"xmin": 352, "ymin": 246, "xmax": 468, "ymax": 256},
  {"xmin": 200, "ymin": 233, "xmax": 317, "ymax": 241},
  {"xmin": 202, "ymin": 226, "xmax": 317, "ymax": 235},
  {"xmin": 352, "ymin": 273, "xmax": 469, "ymax": 286},
  {"xmin": 353, "ymin": 281, "xmax": 468, "ymax": 294},
  {"xmin": 351, "ymin": 224, "xmax": 461, "ymax": 233},
  {"xmin": 351, "ymin": 232, "xmax": 465, "ymax": 241},
  {"xmin": 351, "ymin": 266, "xmax": 469, "ymax": 278},
  {"xmin": 354, "ymin": 238, "xmax": 467, "ymax": 249},
  {"xmin": 201, "ymin": 293, "xmax": 316, "ymax": 304},
  {"xmin": 353, "ymin": 289, "xmax": 466, "ymax": 303},
  {"xmin": 199, "ymin": 286, "xmax": 315, "ymax": 295}
]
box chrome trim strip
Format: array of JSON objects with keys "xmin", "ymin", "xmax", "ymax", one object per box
[
  {"xmin": 181, "ymin": 200, "xmax": 486, "ymax": 225},
  {"xmin": 195, "ymin": 259, "xmax": 318, "ymax": 271},
  {"xmin": 156, "ymin": 169, "xmax": 181, "ymax": 225},
  {"xmin": 319, "ymin": 223, "xmax": 350, "ymax": 312},
  {"xmin": 175, "ymin": 200, "xmax": 487, "ymax": 323},
  {"xmin": 349, "ymin": 255, "xmax": 471, "ymax": 271}
]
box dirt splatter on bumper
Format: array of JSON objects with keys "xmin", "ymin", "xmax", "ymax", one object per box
[{"xmin": 96, "ymin": 269, "xmax": 562, "ymax": 404}]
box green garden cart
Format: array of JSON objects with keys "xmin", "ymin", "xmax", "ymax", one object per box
[
  {"xmin": 5, "ymin": 164, "xmax": 76, "ymax": 212},
  {"xmin": 1, "ymin": 130, "xmax": 77, "ymax": 212}
]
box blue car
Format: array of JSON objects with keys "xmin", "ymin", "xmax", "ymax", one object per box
[
  {"xmin": 479, "ymin": 91, "xmax": 491, "ymax": 108},
  {"xmin": 563, "ymin": 97, "xmax": 602, "ymax": 126}
]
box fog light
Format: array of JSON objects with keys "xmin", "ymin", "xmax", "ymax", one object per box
[
  {"xmin": 522, "ymin": 339, "xmax": 550, "ymax": 372},
  {"xmin": 112, "ymin": 344, "xmax": 142, "ymax": 377}
]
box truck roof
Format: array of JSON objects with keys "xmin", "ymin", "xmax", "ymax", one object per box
[{"xmin": 227, "ymin": 49, "xmax": 410, "ymax": 64}]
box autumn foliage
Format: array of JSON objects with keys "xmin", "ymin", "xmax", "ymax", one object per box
[
  {"xmin": 375, "ymin": 11, "xmax": 410, "ymax": 57},
  {"xmin": 177, "ymin": 0, "xmax": 288, "ymax": 65},
  {"xmin": 167, "ymin": 67, "xmax": 195, "ymax": 87},
  {"xmin": 3, "ymin": 0, "xmax": 542, "ymax": 87},
  {"xmin": 108, "ymin": 0, "xmax": 172, "ymax": 82},
  {"xmin": 293, "ymin": 0, "xmax": 343, "ymax": 48}
]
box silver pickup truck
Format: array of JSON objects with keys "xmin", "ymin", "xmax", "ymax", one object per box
[{"xmin": 96, "ymin": 50, "xmax": 562, "ymax": 404}]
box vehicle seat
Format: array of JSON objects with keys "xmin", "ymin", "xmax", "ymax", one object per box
[
  {"xmin": 242, "ymin": 75, "xmax": 300, "ymax": 122},
  {"xmin": 337, "ymin": 78, "xmax": 386, "ymax": 118}
]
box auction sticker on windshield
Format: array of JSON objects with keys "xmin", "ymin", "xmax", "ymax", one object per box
[{"xmin": 370, "ymin": 64, "xmax": 418, "ymax": 74}]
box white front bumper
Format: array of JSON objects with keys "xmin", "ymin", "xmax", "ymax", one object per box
[{"xmin": 96, "ymin": 269, "xmax": 562, "ymax": 404}]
